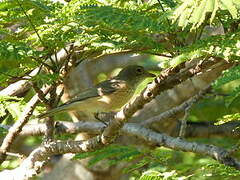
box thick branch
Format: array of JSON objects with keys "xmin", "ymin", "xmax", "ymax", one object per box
[
  {"xmin": 101, "ymin": 57, "xmax": 233, "ymax": 144},
  {"xmin": 0, "ymin": 137, "xmax": 104, "ymax": 180},
  {"xmin": 0, "ymin": 46, "xmax": 72, "ymax": 97},
  {"xmin": 124, "ymin": 124, "xmax": 240, "ymax": 169},
  {"xmin": 0, "ymin": 68, "xmax": 40, "ymax": 96},
  {"xmin": 5, "ymin": 119, "xmax": 237, "ymax": 140},
  {"xmin": 1, "ymin": 123, "xmax": 240, "ymax": 180}
]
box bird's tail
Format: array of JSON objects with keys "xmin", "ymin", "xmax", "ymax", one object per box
[{"xmin": 37, "ymin": 105, "xmax": 68, "ymax": 119}]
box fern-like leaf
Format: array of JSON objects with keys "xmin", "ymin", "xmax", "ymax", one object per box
[
  {"xmin": 213, "ymin": 65, "xmax": 240, "ymax": 88},
  {"xmin": 221, "ymin": 0, "xmax": 238, "ymax": 19},
  {"xmin": 173, "ymin": 0, "xmax": 240, "ymax": 30}
]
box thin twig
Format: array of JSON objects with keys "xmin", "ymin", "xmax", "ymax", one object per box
[
  {"xmin": 0, "ymin": 72, "xmax": 29, "ymax": 81},
  {"xmin": 54, "ymin": 50, "xmax": 59, "ymax": 69},
  {"xmin": 32, "ymin": 83, "xmax": 50, "ymax": 106},
  {"xmin": 0, "ymin": 86, "xmax": 51, "ymax": 164},
  {"xmin": 179, "ymin": 86, "xmax": 211, "ymax": 137},
  {"xmin": 157, "ymin": 0, "xmax": 171, "ymax": 27},
  {"xmin": 31, "ymin": 56, "xmax": 54, "ymax": 72},
  {"xmin": 179, "ymin": 106, "xmax": 191, "ymax": 137},
  {"xmin": 16, "ymin": 0, "xmax": 43, "ymax": 46},
  {"xmin": 43, "ymin": 86, "xmax": 57, "ymax": 142},
  {"xmin": 16, "ymin": 0, "xmax": 56, "ymax": 68},
  {"xmin": 142, "ymin": 86, "xmax": 211, "ymax": 126},
  {"xmin": 54, "ymin": 87, "xmax": 64, "ymax": 107},
  {"xmin": 0, "ymin": 150, "xmax": 25, "ymax": 159}
]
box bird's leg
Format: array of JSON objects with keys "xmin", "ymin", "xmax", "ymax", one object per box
[
  {"xmin": 94, "ymin": 112, "xmax": 115, "ymax": 126},
  {"xmin": 94, "ymin": 112, "xmax": 108, "ymax": 126}
]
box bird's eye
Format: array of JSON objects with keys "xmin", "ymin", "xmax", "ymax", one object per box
[{"xmin": 136, "ymin": 67, "xmax": 143, "ymax": 74}]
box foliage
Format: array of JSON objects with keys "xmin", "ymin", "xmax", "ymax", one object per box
[
  {"xmin": 0, "ymin": 0, "xmax": 240, "ymax": 179},
  {"xmin": 213, "ymin": 65, "xmax": 240, "ymax": 108},
  {"xmin": 74, "ymin": 144, "xmax": 240, "ymax": 179},
  {"xmin": 173, "ymin": 0, "xmax": 240, "ymax": 30},
  {"xmin": 0, "ymin": 96, "xmax": 26, "ymax": 121},
  {"xmin": 215, "ymin": 113, "xmax": 240, "ymax": 125},
  {"xmin": 73, "ymin": 144, "xmax": 142, "ymax": 167}
]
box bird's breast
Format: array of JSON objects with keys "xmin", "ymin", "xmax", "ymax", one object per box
[{"xmin": 97, "ymin": 87, "xmax": 135, "ymax": 111}]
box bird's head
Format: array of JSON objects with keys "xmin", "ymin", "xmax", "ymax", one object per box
[{"xmin": 116, "ymin": 65, "xmax": 155, "ymax": 87}]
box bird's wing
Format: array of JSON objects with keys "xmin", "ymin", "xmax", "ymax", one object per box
[
  {"xmin": 60, "ymin": 79, "xmax": 125, "ymax": 106},
  {"xmin": 60, "ymin": 88, "xmax": 99, "ymax": 106},
  {"xmin": 37, "ymin": 88, "xmax": 100, "ymax": 118},
  {"xmin": 96, "ymin": 79, "xmax": 126, "ymax": 95},
  {"xmin": 37, "ymin": 79, "xmax": 126, "ymax": 118}
]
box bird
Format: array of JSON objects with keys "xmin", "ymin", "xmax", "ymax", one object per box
[{"xmin": 38, "ymin": 65, "xmax": 155, "ymax": 119}]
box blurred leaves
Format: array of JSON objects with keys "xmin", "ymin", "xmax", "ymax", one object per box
[
  {"xmin": 1, "ymin": 0, "xmax": 240, "ymax": 178},
  {"xmin": 0, "ymin": 96, "xmax": 26, "ymax": 121},
  {"xmin": 215, "ymin": 113, "xmax": 240, "ymax": 125},
  {"xmin": 173, "ymin": 0, "xmax": 240, "ymax": 30}
]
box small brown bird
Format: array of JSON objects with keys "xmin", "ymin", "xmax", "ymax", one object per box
[{"xmin": 38, "ymin": 65, "xmax": 155, "ymax": 118}]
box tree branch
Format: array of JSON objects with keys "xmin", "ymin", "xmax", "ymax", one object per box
[
  {"xmin": 0, "ymin": 86, "xmax": 51, "ymax": 164},
  {"xmin": 141, "ymin": 85, "xmax": 210, "ymax": 126},
  {"xmin": 100, "ymin": 57, "xmax": 233, "ymax": 144},
  {"xmin": 6, "ymin": 120, "xmax": 237, "ymax": 139},
  {"xmin": 0, "ymin": 68, "xmax": 40, "ymax": 96},
  {"xmin": 0, "ymin": 45, "xmax": 72, "ymax": 97},
  {"xmin": 0, "ymin": 57, "xmax": 235, "ymax": 178},
  {"xmin": 124, "ymin": 124, "xmax": 240, "ymax": 170},
  {"xmin": 1, "ymin": 123, "xmax": 240, "ymax": 180}
]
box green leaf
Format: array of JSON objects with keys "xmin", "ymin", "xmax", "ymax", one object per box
[
  {"xmin": 0, "ymin": 95, "xmax": 26, "ymax": 120},
  {"xmin": 108, "ymin": 150, "xmax": 142, "ymax": 166},
  {"xmin": 140, "ymin": 169, "xmax": 177, "ymax": 180},
  {"xmin": 173, "ymin": 0, "xmax": 239, "ymax": 30},
  {"xmin": 213, "ymin": 65, "xmax": 240, "ymax": 88},
  {"xmin": 0, "ymin": 126, "xmax": 8, "ymax": 137},
  {"xmin": 210, "ymin": 0, "xmax": 219, "ymax": 23},
  {"xmin": 72, "ymin": 151, "xmax": 100, "ymax": 160},
  {"xmin": 123, "ymin": 159, "xmax": 150, "ymax": 174},
  {"xmin": 221, "ymin": 0, "xmax": 238, "ymax": 19},
  {"xmin": 225, "ymin": 85, "xmax": 240, "ymax": 108},
  {"xmin": 191, "ymin": 0, "xmax": 208, "ymax": 26},
  {"xmin": 215, "ymin": 113, "xmax": 240, "ymax": 125},
  {"xmin": 73, "ymin": 145, "xmax": 141, "ymax": 167},
  {"xmin": 88, "ymin": 145, "xmax": 140, "ymax": 167}
]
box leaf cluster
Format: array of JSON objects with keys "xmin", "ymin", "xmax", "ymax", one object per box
[
  {"xmin": 173, "ymin": 0, "xmax": 240, "ymax": 30},
  {"xmin": 0, "ymin": 0, "xmax": 240, "ymax": 178}
]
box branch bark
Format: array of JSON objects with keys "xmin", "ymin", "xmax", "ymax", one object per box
[
  {"xmin": 1, "ymin": 123, "xmax": 240, "ymax": 180},
  {"xmin": 0, "ymin": 68, "xmax": 40, "ymax": 96},
  {"xmin": 101, "ymin": 57, "xmax": 234, "ymax": 144},
  {"xmin": 141, "ymin": 85, "xmax": 210, "ymax": 127},
  {"xmin": 0, "ymin": 57, "xmax": 235, "ymax": 179}
]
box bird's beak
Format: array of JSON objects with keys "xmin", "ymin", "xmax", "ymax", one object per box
[{"xmin": 146, "ymin": 71, "xmax": 156, "ymax": 77}]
